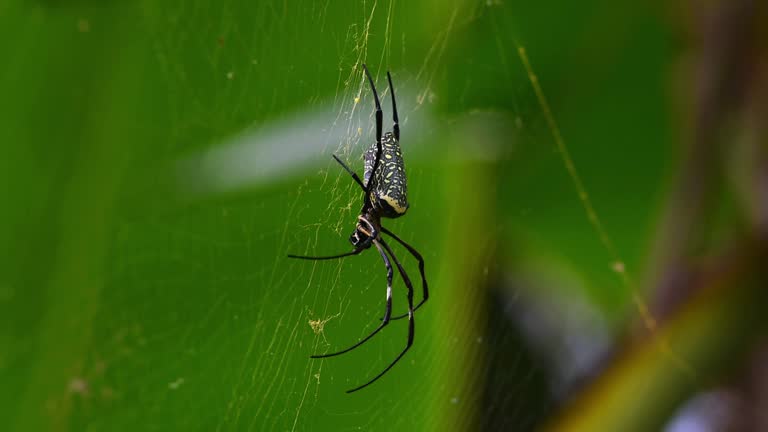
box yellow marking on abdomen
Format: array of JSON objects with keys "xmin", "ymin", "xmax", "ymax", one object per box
[{"xmin": 381, "ymin": 195, "xmax": 408, "ymax": 214}]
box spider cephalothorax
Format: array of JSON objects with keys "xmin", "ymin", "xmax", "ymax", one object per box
[
  {"xmin": 349, "ymin": 214, "xmax": 378, "ymax": 249},
  {"xmin": 288, "ymin": 64, "xmax": 428, "ymax": 393}
]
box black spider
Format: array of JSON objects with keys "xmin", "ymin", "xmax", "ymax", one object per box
[{"xmin": 288, "ymin": 64, "xmax": 428, "ymax": 393}]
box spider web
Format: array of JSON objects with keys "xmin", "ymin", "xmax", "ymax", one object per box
[{"xmin": 2, "ymin": 1, "xmax": 687, "ymax": 431}]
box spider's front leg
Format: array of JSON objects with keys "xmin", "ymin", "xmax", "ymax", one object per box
[
  {"xmin": 382, "ymin": 227, "xmax": 428, "ymax": 320},
  {"xmin": 309, "ymin": 240, "xmax": 394, "ymax": 361},
  {"xmin": 346, "ymin": 238, "xmax": 414, "ymax": 393}
]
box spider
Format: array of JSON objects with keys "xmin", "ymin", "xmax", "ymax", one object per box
[{"xmin": 288, "ymin": 64, "xmax": 428, "ymax": 393}]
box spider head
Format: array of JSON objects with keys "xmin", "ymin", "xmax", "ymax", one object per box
[
  {"xmin": 349, "ymin": 214, "xmax": 377, "ymax": 249},
  {"xmin": 349, "ymin": 228, "xmax": 372, "ymax": 249}
]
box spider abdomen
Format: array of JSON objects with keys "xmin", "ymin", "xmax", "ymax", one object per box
[{"xmin": 364, "ymin": 132, "xmax": 409, "ymax": 218}]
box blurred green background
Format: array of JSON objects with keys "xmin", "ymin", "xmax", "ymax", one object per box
[{"xmin": 2, "ymin": 0, "xmax": 766, "ymax": 431}]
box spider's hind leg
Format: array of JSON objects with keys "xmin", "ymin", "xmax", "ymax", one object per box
[
  {"xmin": 362, "ymin": 64, "xmax": 384, "ymax": 201},
  {"xmin": 386, "ymin": 71, "xmax": 399, "ymax": 141},
  {"xmin": 332, "ymin": 155, "xmax": 365, "ymax": 191}
]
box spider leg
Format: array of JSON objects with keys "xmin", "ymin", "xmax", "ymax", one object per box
[
  {"xmin": 287, "ymin": 248, "xmax": 364, "ymax": 261},
  {"xmin": 362, "ymin": 64, "xmax": 383, "ymax": 199},
  {"xmin": 381, "ymin": 227, "xmax": 428, "ymax": 320},
  {"xmin": 310, "ymin": 240, "xmax": 393, "ymax": 360},
  {"xmin": 386, "ymin": 71, "xmax": 399, "ymax": 141},
  {"xmin": 332, "ymin": 154, "xmax": 365, "ymax": 191},
  {"xmin": 347, "ymin": 238, "xmax": 414, "ymax": 393}
]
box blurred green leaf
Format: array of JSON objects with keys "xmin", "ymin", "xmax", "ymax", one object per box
[{"xmin": 3, "ymin": 0, "xmax": 759, "ymax": 431}]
